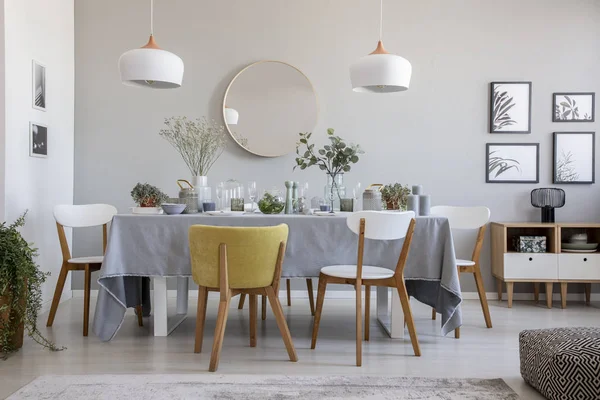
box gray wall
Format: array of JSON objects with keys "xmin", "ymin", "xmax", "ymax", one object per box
[{"xmin": 74, "ymin": 0, "xmax": 600, "ymax": 293}]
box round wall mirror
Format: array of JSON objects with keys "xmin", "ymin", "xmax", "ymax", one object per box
[{"xmin": 223, "ymin": 61, "xmax": 318, "ymax": 157}]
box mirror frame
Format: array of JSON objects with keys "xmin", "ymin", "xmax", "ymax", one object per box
[{"xmin": 222, "ymin": 60, "xmax": 319, "ymax": 158}]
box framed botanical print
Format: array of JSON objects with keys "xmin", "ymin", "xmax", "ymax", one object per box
[
  {"xmin": 490, "ymin": 82, "xmax": 532, "ymax": 133},
  {"xmin": 486, "ymin": 143, "xmax": 539, "ymax": 183},
  {"xmin": 553, "ymin": 132, "xmax": 595, "ymax": 184},
  {"xmin": 553, "ymin": 93, "xmax": 595, "ymax": 122}
]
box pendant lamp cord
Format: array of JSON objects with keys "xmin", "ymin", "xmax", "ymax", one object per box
[
  {"xmin": 379, "ymin": 0, "xmax": 383, "ymax": 41},
  {"xmin": 150, "ymin": 0, "xmax": 154, "ymax": 36}
]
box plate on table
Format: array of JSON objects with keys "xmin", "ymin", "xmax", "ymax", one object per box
[
  {"xmin": 205, "ymin": 211, "xmax": 246, "ymax": 216},
  {"xmin": 561, "ymin": 242, "xmax": 598, "ymax": 251},
  {"xmin": 314, "ymin": 211, "xmax": 338, "ymax": 216},
  {"xmin": 562, "ymin": 248, "xmax": 598, "ymax": 253},
  {"xmin": 131, "ymin": 207, "xmax": 163, "ymax": 215}
]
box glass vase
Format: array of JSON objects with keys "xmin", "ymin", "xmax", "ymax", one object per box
[{"xmin": 324, "ymin": 173, "xmax": 346, "ymax": 211}]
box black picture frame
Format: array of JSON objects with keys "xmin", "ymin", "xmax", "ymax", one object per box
[
  {"xmin": 489, "ymin": 81, "xmax": 532, "ymax": 134},
  {"xmin": 553, "ymin": 132, "xmax": 595, "ymax": 184},
  {"xmin": 552, "ymin": 93, "xmax": 595, "ymax": 122},
  {"xmin": 486, "ymin": 143, "xmax": 539, "ymax": 183},
  {"xmin": 29, "ymin": 122, "xmax": 48, "ymax": 158}
]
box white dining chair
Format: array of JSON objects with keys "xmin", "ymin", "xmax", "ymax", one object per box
[
  {"xmin": 311, "ymin": 211, "xmax": 420, "ymax": 366},
  {"xmin": 430, "ymin": 206, "xmax": 492, "ymax": 338},
  {"xmin": 46, "ymin": 204, "xmax": 141, "ymax": 336}
]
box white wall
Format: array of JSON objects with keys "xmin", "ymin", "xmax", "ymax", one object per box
[
  {"xmin": 4, "ymin": 0, "xmax": 75, "ymax": 306},
  {"xmin": 74, "ymin": 0, "xmax": 600, "ymax": 293}
]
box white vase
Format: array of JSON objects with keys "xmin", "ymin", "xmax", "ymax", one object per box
[
  {"xmin": 191, "ymin": 176, "xmax": 210, "ymax": 212},
  {"xmin": 191, "ymin": 176, "xmax": 208, "ymax": 188}
]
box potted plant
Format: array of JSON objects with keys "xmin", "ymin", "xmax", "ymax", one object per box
[
  {"xmin": 0, "ymin": 212, "xmax": 64, "ymax": 357},
  {"xmin": 294, "ymin": 128, "xmax": 363, "ymax": 211},
  {"xmin": 131, "ymin": 183, "xmax": 169, "ymax": 208},
  {"xmin": 159, "ymin": 116, "xmax": 227, "ymax": 188},
  {"xmin": 381, "ymin": 183, "xmax": 411, "ymax": 210}
]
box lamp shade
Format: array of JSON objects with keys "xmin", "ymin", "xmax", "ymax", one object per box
[
  {"xmin": 224, "ymin": 107, "xmax": 239, "ymax": 125},
  {"xmin": 119, "ymin": 45, "xmax": 184, "ymax": 89},
  {"xmin": 350, "ymin": 52, "xmax": 412, "ymax": 93}
]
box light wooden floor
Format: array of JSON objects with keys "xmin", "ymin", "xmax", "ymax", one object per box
[{"xmin": 1, "ymin": 295, "xmax": 598, "ymax": 399}]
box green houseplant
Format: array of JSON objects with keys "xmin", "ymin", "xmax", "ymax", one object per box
[
  {"xmin": 294, "ymin": 128, "xmax": 363, "ymax": 210},
  {"xmin": 131, "ymin": 183, "xmax": 169, "ymax": 207},
  {"xmin": 0, "ymin": 212, "xmax": 64, "ymax": 358},
  {"xmin": 381, "ymin": 183, "xmax": 411, "ymax": 210}
]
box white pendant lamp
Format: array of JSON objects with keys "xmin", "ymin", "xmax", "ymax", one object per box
[
  {"xmin": 224, "ymin": 106, "xmax": 239, "ymax": 125},
  {"xmin": 118, "ymin": 0, "xmax": 184, "ymax": 89},
  {"xmin": 349, "ymin": 0, "xmax": 411, "ymax": 93}
]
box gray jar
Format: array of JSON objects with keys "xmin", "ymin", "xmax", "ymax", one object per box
[
  {"xmin": 362, "ymin": 184, "xmax": 383, "ymax": 211},
  {"xmin": 177, "ymin": 179, "xmax": 199, "ymax": 214}
]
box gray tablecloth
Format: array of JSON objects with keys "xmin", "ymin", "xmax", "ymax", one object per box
[{"xmin": 93, "ymin": 214, "xmax": 462, "ymax": 341}]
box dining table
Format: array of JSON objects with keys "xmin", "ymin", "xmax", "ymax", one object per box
[{"xmin": 92, "ymin": 213, "xmax": 462, "ymax": 342}]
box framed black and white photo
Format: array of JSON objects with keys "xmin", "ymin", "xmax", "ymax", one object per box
[
  {"xmin": 32, "ymin": 60, "xmax": 46, "ymax": 111},
  {"xmin": 486, "ymin": 143, "xmax": 539, "ymax": 183},
  {"xmin": 490, "ymin": 82, "xmax": 532, "ymax": 133},
  {"xmin": 29, "ymin": 122, "xmax": 47, "ymax": 158},
  {"xmin": 553, "ymin": 132, "xmax": 595, "ymax": 184},
  {"xmin": 553, "ymin": 93, "xmax": 595, "ymax": 122}
]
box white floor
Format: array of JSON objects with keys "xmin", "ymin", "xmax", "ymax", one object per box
[{"xmin": 1, "ymin": 296, "xmax": 598, "ymax": 399}]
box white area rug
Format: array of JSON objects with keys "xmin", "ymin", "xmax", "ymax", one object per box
[{"xmin": 8, "ymin": 374, "xmax": 519, "ymax": 399}]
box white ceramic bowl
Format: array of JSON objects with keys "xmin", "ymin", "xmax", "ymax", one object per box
[{"xmin": 161, "ymin": 203, "xmax": 187, "ymax": 215}]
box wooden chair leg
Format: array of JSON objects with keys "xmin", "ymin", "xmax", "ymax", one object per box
[
  {"xmin": 46, "ymin": 263, "xmax": 69, "ymax": 327},
  {"xmin": 83, "ymin": 265, "xmax": 92, "ymax": 337},
  {"xmin": 455, "ymin": 327, "xmax": 460, "ymax": 339},
  {"xmin": 560, "ymin": 282, "xmax": 567, "ymax": 309},
  {"xmin": 194, "ymin": 286, "xmax": 208, "ymax": 353},
  {"xmin": 286, "ymin": 279, "xmax": 292, "ymax": 306},
  {"xmin": 306, "ymin": 278, "xmax": 315, "ymax": 316},
  {"xmin": 585, "ymin": 283, "xmax": 592, "ymax": 305},
  {"xmin": 473, "ymin": 269, "xmax": 492, "ymax": 328},
  {"xmin": 507, "ymin": 282, "xmax": 514, "ymax": 308},
  {"xmin": 261, "ymin": 295, "xmax": 267, "ymax": 320},
  {"xmin": 249, "ymin": 294, "xmax": 257, "ymax": 347},
  {"xmin": 265, "ymin": 286, "xmax": 298, "ymax": 362},
  {"xmin": 431, "ymin": 308, "xmax": 436, "ymax": 320},
  {"xmin": 364, "ymin": 285, "xmax": 370, "ymax": 341},
  {"xmin": 395, "ymin": 280, "xmax": 421, "ymax": 356},
  {"xmin": 545, "ymin": 282, "xmax": 553, "ymax": 309},
  {"xmin": 533, "ymin": 283, "xmax": 540, "ymax": 303},
  {"xmin": 238, "ymin": 294, "xmax": 246, "ymax": 309},
  {"xmin": 209, "ymin": 292, "xmax": 231, "ymax": 372},
  {"xmin": 356, "ymin": 282, "xmax": 362, "ymax": 366},
  {"xmin": 311, "ymin": 274, "xmax": 327, "ymax": 349},
  {"xmin": 136, "ymin": 305, "xmax": 144, "ymax": 327},
  {"xmin": 496, "ymin": 278, "xmax": 503, "ymax": 301}
]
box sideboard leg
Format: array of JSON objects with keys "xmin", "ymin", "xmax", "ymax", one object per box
[
  {"xmin": 506, "ymin": 282, "xmax": 514, "ymax": 308},
  {"xmin": 496, "ymin": 279, "xmax": 503, "ymax": 301},
  {"xmin": 533, "ymin": 283, "xmax": 539, "ymax": 303},
  {"xmin": 545, "ymin": 283, "xmax": 553, "ymax": 309},
  {"xmin": 560, "ymin": 282, "xmax": 567, "ymax": 309},
  {"xmin": 585, "ymin": 284, "xmax": 591, "ymax": 305}
]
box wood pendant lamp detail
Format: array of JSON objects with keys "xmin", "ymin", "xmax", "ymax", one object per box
[
  {"xmin": 118, "ymin": 0, "xmax": 184, "ymax": 89},
  {"xmin": 349, "ymin": 0, "xmax": 412, "ymax": 93}
]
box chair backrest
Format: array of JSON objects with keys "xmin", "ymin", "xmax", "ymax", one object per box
[
  {"xmin": 347, "ymin": 211, "xmax": 415, "ymax": 240},
  {"xmin": 430, "ymin": 206, "xmax": 490, "ymax": 230},
  {"xmin": 189, "ymin": 224, "xmax": 289, "ymax": 289},
  {"xmin": 54, "ymin": 204, "xmax": 117, "ymax": 228}
]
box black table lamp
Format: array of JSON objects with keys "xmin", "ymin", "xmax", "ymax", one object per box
[{"xmin": 531, "ymin": 188, "xmax": 565, "ymax": 223}]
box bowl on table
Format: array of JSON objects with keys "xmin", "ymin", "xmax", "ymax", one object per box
[{"xmin": 161, "ymin": 203, "xmax": 187, "ymax": 215}]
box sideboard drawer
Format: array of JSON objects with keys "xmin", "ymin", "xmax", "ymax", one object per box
[
  {"xmin": 558, "ymin": 254, "xmax": 600, "ymax": 280},
  {"xmin": 504, "ymin": 253, "xmax": 558, "ymax": 279}
]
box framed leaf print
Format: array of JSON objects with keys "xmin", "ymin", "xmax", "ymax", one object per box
[
  {"xmin": 490, "ymin": 82, "xmax": 532, "ymax": 133},
  {"xmin": 553, "ymin": 93, "xmax": 595, "ymax": 122},
  {"xmin": 553, "ymin": 132, "xmax": 595, "ymax": 184},
  {"xmin": 486, "ymin": 143, "xmax": 539, "ymax": 183}
]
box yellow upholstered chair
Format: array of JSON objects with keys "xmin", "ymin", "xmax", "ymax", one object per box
[{"xmin": 189, "ymin": 224, "xmax": 298, "ymax": 372}]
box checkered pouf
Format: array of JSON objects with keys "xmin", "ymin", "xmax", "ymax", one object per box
[{"xmin": 520, "ymin": 327, "xmax": 600, "ymax": 400}]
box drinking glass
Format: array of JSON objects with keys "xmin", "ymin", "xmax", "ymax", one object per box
[
  {"xmin": 216, "ymin": 182, "xmax": 225, "ymax": 211},
  {"xmin": 247, "ymin": 181, "xmax": 257, "ymax": 212},
  {"xmin": 353, "ymin": 182, "xmax": 362, "ymax": 211}
]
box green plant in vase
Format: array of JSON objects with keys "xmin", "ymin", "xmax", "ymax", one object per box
[
  {"xmin": 130, "ymin": 183, "xmax": 169, "ymax": 207},
  {"xmin": 1, "ymin": 212, "xmax": 64, "ymax": 358},
  {"xmin": 381, "ymin": 183, "xmax": 411, "ymax": 210},
  {"xmin": 294, "ymin": 128, "xmax": 363, "ymax": 211}
]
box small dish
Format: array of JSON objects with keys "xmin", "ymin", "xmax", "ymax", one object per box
[
  {"xmin": 314, "ymin": 211, "xmax": 338, "ymax": 216},
  {"xmin": 161, "ymin": 203, "xmax": 186, "ymax": 215},
  {"xmin": 562, "ymin": 242, "xmax": 598, "ymax": 251},
  {"xmin": 131, "ymin": 207, "xmax": 163, "ymax": 215},
  {"xmin": 562, "ymin": 249, "xmax": 598, "ymax": 253}
]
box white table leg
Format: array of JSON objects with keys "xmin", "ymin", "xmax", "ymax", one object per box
[
  {"xmin": 152, "ymin": 277, "xmax": 189, "ymax": 337},
  {"xmin": 376, "ymin": 287, "xmax": 405, "ymax": 339}
]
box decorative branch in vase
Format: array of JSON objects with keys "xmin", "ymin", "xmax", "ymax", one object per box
[
  {"xmin": 294, "ymin": 128, "xmax": 363, "ymax": 212},
  {"xmin": 159, "ymin": 116, "xmax": 227, "ymax": 187}
]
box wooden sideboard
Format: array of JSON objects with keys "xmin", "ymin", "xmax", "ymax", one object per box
[{"xmin": 491, "ymin": 222, "xmax": 599, "ymax": 309}]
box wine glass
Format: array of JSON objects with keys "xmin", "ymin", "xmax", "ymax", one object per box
[
  {"xmin": 247, "ymin": 181, "xmax": 257, "ymax": 213},
  {"xmin": 216, "ymin": 182, "xmax": 224, "ymax": 211},
  {"xmin": 353, "ymin": 182, "xmax": 362, "ymax": 210}
]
